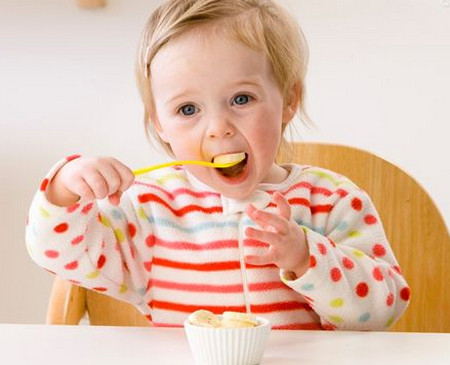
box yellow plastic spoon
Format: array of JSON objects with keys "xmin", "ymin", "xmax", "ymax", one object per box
[{"xmin": 133, "ymin": 153, "xmax": 246, "ymax": 176}]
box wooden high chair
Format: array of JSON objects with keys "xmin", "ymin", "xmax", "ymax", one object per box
[{"xmin": 46, "ymin": 142, "xmax": 450, "ymax": 332}]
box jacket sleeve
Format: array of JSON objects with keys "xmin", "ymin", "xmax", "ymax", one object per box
[
  {"xmin": 281, "ymin": 167, "xmax": 410, "ymax": 330},
  {"xmin": 25, "ymin": 156, "xmax": 151, "ymax": 311}
]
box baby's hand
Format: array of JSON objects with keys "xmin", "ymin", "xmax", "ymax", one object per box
[
  {"xmin": 244, "ymin": 192, "xmax": 310, "ymax": 278},
  {"xmin": 47, "ymin": 156, "xmax": 135, "ymax": 207}
]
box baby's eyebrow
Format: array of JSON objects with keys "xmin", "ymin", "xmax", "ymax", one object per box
[
  {"xmin": 165, "ymin": 89, "xmax": 196, "ymax": 105},
  {"xmin": 230, "ymin": 78, "xmax": 264, "ymax": 89}
]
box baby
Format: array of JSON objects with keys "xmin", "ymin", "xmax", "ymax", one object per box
[{"xmin": 26, "ymin": 0, "xmax": 410, "ymax": 330}]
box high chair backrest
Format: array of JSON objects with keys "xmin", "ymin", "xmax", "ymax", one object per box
[{"xmin": 47, "ymin": 142, "xmax": 450, "ymax": 332}]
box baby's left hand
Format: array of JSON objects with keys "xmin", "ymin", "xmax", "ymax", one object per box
[{"xmin": 244, "ymin": 192, "xmax": 310, "ymax": 278}]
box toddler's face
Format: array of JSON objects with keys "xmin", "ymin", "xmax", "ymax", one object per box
[{"xmin": 150, "ymin": 29, "xmax": 294, "ymax": 199}]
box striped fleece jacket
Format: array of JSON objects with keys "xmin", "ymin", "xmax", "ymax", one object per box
[{"xmin": 26, "ymin": 157, "xmax": 410, "ymax": 330}]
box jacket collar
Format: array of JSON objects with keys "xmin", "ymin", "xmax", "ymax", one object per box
[{"xmin": 185, "ymin": 164, "xmax": 300, "ymax": 215}]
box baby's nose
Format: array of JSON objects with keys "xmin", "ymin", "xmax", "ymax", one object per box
[{"xmin": 206, "ymin": 117, "xmax": 235, "ymax": 139}]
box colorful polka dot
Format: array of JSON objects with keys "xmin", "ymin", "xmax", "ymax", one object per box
[
  {"xmin": 342, "ymin": 257, "xmax": 355, "ymax": 270},
  {"xmin": 128, "ymin": 223, "xmax": 137, "ymax": 238},
  {"xmin": 66, "ymin": 154, "xmax": 81, "ymax": 162},
  {"xmin": 330, "ymin": 267, "xmax": 342, "ymax": 282},
  {"xmin": 364, "ymin": 214, "xmax": 377, "ymax": 225},
  {"xmin": 111, "ymin": 209, "xmax": 123, "ymax": 220},
  {"xmin": 67, "ymin": 203, "xmax": 80, "ymax": 213},
  {"xmin": 64, "ymin": 261, "xmax": 78, "ymax": 270},
  {"xmin": 348, "ymin": 230, "xmax": 361, "ymax": 238},
  {"xmin": 54, "ymin": 223, "xmax": 69, "ymax": 233},
  {"xmin": 336, "ymin": 221, "xmax": 349, "ymax": 231},
  {"xmin": 400, "ymin": 287, "xmax": 411, "ymax": 301},
  {"xmin": 40, "ymin": 178, "xmax": 49, "ymax": 192},
  {"xmin": 97, "ymin": 254, "xmax": 106, "ymax": 269},
  {"xmin": 119, "ymin": 284, "xmax": 128, "ymax": 293},
  {"xmin": 39, "ymin": 207, "xmax": 50, "ymax": 218},
  {"xmin": 353, "ymin": 249, "xmax": 365, "ymax": 258},
  {"xmin": 356, "ymin": 282, "xmax": 369, "ymax": 297},
  {"xmin": 86, "ymin": 270, "xmax": 100, "ymax": 279},
  {"xmin": 100, "ymin": 215, "xmax": 111, "ymax": 227},
  {"xmin": 301, "ymin": 283, "xmax": 314, "ymax": 291},
  {"xmin": 373, "ymin": 267, "xmax": 384, "ymax": 281},
  {"xmin": 330, "ymin": 298, "xmax": 344, "ymax": 308},
  {"xmin": 386, "ymin": 317, "xmax": 394, "ymax": 328},
  {"xmin": 386, "ymin": 293, "xmax": 394, "ymax": 306},
  {"xmin": 317, "ymin": 243, "xmax": 327, "ymax": 255},
  {"xmin": 372, "ymin": 244, "xmax": 386, "ymax": 257},
  {"xmin": 393, "ymin": 265, "xmax": 402, "ymax": 275},
  {"xmin": 329, "ymin": 315, "xmax": 343, "ymax": 324},
  {"xmin": 309, "ymin": 255, "xmax": 317, "ymax": 268},
  {"xmin": 138, "ymin": 207, "xmax": 147, "ymax": 219},
  {"xmin": 81, "ymin": 203, "xmax": 94, "ymax": 215},
  {"xmin": 351, "ymin": 198, "xmax": 362, "ymax": 211},
  {"xmin": 45, "ymin": 250, "xmax": 59, "ymax": 258},
  {"xmin": 92, "ymin": 287, "xmax": 107, "ymax": 292},
  {"xmin": 71, "ymin": 235, "xmax": 84, "ymax": 245},
  {"xmin": 359, "ymin": 312, "xmax": 370, "ymax": 323},
  {"xmin": 336, "ymin": 188, "xmax": 348, "ymax": 198},
  {"xmin": 114, "ymin": 229, "xmax": 125, "ymax": 243}
]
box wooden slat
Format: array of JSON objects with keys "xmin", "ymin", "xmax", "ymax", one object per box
[
  {"xmin": 86, "ymin": 291, "xmax": 151, "ymax": 327},
  {"xmin": 46, "ymin": 276, "xmax": 86, "ymax": 325}
]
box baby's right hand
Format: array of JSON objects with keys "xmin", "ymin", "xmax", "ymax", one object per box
[{"xmin": 46, "ymin": 156, "xmax": 135, "ymax": 207}]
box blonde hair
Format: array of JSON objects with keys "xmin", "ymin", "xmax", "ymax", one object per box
[{"xmin": 136, "ymin": 0, "xmax": 310, "ymax": 156}]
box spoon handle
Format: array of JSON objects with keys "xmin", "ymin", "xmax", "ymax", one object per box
[{"xmin": 133, "ymin": 160, "xmax": 238, "ymax": 176}]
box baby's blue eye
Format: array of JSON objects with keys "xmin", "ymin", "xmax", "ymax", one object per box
[
  {"xmin": 233, "ymin": 94, "xmax": 251, "ymax": 105},
  {"xmin": 180, "ymin": 104, "xmax": 196, "ymax": 116}
]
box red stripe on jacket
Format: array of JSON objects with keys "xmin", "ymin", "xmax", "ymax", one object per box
[
  {"xmin": 138, "ymin": 193, "xmax": 222, "ymax": 216},
  {"xmin": 145, "ymin": 234, "xmax": 238, "ymax": 250},
  {"xmin": 150, "ymin": 300, "xmax": 312, "ymax": 314},
  {"xmin": 147, "ymin": 279, "xmax": 288, "ymax": 293},
  {"xmin": 152, "ymin": 257, "xmax": 275, "ymax": 271}
]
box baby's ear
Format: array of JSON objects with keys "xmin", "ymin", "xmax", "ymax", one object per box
[{"xmin": 282, "ymin": 82, "xmax": 301, "ymax": 124}]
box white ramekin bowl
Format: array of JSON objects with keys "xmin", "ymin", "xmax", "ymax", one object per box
[{"xmin": 184, "ymin": 316, "xmax": 271, "ymax": 365}]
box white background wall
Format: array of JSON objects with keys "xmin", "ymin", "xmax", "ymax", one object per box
[{"xmin": 0, "ymin": 0, "xmax": 448, "ymax": 324}]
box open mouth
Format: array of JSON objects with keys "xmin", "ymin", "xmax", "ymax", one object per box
[{"xmin": 213, "ymin": 152, "xmax": 248, "ymax": 178}]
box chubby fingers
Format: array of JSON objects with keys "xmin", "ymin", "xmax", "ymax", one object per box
[
  {"xmin": 106, "ymin": 160, "xmax": 134, "ymax": 205},
  {"xmin": 245, "ymin": 203, "xmax": 288, "ymax": 234},
  {"xmin": 273, "ymin": 192, "xmax": 291, "ymax": 220},
  {"xmin": 110, "ymin": 158, "xmax": 135, "ymax": 192},
  {"xmin": 245, "ymin": 252, "xmax": 274, "ymax": 266},
  {"xmin": 245, "ymin": 226, "xmax": 281, "ymax": 245},
  {"xmin": 80, "ymin": 159, "xmax": 134, "ymax": 203}
]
